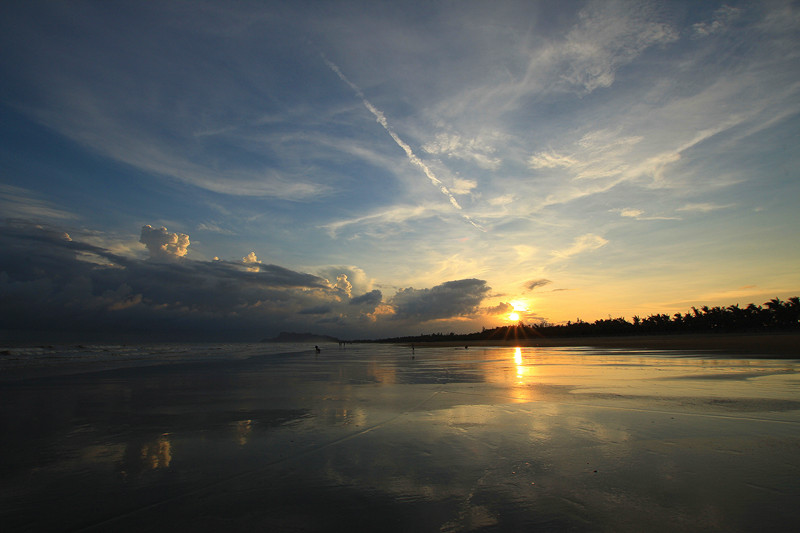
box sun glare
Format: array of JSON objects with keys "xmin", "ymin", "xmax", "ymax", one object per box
[{"xmin": 507, "ymin": 299, "xmax": 528, "ymax": 322}]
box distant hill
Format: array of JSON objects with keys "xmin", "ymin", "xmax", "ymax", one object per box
[{"xmin": 260, "ymin": 331, "xmax": 340, "ymax": 343}]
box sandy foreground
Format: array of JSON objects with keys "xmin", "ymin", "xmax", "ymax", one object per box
[{"xmin": 1, "ymin": 341, "xmax": 799, "ymax": 531}]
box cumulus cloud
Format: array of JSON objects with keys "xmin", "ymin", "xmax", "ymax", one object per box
[
  {"xmin": 317, "ymin": 266, "xmax": 373, "ymax": 296},
  {"xmin": 332, "ymin": 274, "xmax": 353, "ymax": 299},
  {"xmin": 390, "ymin": 278, "xmax": 490, "ymax": 321},
  {"xmin": 525, "ymin": 279, "xmax": 552, "ymax": 291},
  {"xmin": 140, "ymin": 225, "xmax": 190, "ymax": 261},
  {"xmin": 242, "ymin": 251, "xmax": 261, "ymax": 272},
  {"xmin": 486, "ymin": 302, "xmax": 513, "ymax": 316}
]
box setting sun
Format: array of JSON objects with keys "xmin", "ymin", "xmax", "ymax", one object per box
[{"xmin": 507, "ymin": 300, "xmax": 528, "ymax": 322}]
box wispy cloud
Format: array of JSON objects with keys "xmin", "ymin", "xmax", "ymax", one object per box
[
  {"xmin": 551, "ymin": 234, "xmax": 609, "ymax": 260},
  {"xmin": 554, "ymin": 0, "xmax": 679, "ymax": 94},
  {"xmin": 677, "ymin": 202, "xmax": 735, "ymax": 213},
  {"xmin": 196, "ymin": 222, "xmax": 236, "ymax": 235},
  {"xmin": 437, "ymin": 0, "xmax": 680, "ymax": 119},
  {"xmin": 323, "ymin": 57, "xmax": 484, "ymax": 231},
  {"xmin": 422, "ymin": 131, "xmax": 503, "ymax": 170},
  {"xmin": 488, "ymin": 194, "xmax": 515, "ymax": 207},
  {"xmin": 0, "ymin": 185, "xmax": 78, "ymax": 221},
  {"xmin": 692, "ymin": 5, "xmax": 743, "ymax": 38},
  {"xmin": 617, "ymin": 208, "xmax": 644, "ymax": 218},
  {"xmin": 611, "ymin": 208, "xmax": 680, "ymax": 221},
  {"xmin": 527, "ymin": 151, "xmax": 578, "ymax": 170},
  {"xmin": 321, "ymin": 204, "xmax": 450, "ymax": 238}
]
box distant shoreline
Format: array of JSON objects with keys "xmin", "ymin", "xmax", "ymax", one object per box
[{"xmin": 403, "ymin": 332, "xmax": 800, "ymax": 357}]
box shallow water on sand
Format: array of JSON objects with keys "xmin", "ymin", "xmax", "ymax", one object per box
[{"xmin": 1, "ymin": 343, "xmax": 799, "ymax": 532}]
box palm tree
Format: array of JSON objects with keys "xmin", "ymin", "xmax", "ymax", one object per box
[
  {"xmin": 727, "ymin": 304, "xmax": 743, "ymax": 330},
  {"xmin": 786, "ymin": 297, "xmax": 800, "ymax": 327}
]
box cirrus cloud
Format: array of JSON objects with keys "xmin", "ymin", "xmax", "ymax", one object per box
[{"xmin": 551, "ymin": 234, "xmax": 609, "ymax": 260}]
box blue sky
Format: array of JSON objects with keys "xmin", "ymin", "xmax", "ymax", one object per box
[{"xmin": 1, "ymin": 0, "xmax": 798, "ymax": 341}]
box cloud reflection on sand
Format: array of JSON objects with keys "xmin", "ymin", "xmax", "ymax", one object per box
[
  {"xmin": 140, "ymin": 433, "xmax": 172, "ymax": 470},
  {"xmin": 2, "ymin": 343, "xmax": 799, "ymax": 531}
]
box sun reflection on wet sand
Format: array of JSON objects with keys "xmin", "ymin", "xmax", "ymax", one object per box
[
  {"xmin": 234, "ymin": 419, "xmax": 253, "ymax": 446},
  {"xmin": 514, "ymin": 346, "xmax": 530, "ymax": 380},
  {"xmin": 2, "ymin": 343, "xmax": 799, "ymax": 531},
  {"xmin": 141, "ymin": 433, "xmax": 172, "ymax": 469}
]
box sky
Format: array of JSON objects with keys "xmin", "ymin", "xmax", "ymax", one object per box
[{"xmin": 1, "ymin": 0, "xmax": 798, "ymax": 342}]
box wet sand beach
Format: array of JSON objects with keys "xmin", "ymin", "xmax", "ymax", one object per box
[
  {"xmin": 1, "ymin": 341, "xmax": 799, "ymax": 531},
  {"xmin": 410, "ymin": 332, "xmax": 800, "ymax": 357}
]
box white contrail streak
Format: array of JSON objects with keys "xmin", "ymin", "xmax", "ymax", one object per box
[{"xmin": 324, "ymin": 58, "xmax": 484, "ymax": 231}]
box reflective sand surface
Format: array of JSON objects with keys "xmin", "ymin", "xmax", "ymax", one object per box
[{"xmin": 1, "ymin": 344, "xmax": 799, "ymax": 531}]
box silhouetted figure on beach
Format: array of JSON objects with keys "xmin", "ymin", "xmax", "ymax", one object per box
[{"xmin": 315, "ymin": 345, "xmax": 321, "ymax": 354}]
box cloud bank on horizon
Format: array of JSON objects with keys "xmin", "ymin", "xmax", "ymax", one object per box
[
  {"xmin": 0, "ymin": 222, "xmax": 498, "ymax": 340},
  {"xmin": 0, "ymin": 1, "xmax": 798, "ymax": 340}
]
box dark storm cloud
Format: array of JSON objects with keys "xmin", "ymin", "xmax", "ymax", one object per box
[
  {"xmin": 0, "ymin": 222, "xmax": 500, "ymax": 340},
  {"xmin": 299, "ymin": 305, "xmax": 333, "ymax": 315},
  {"xmin": 487, "ymin": 302, "xmax": 513, "ymax": 315},
  {"xmin": 390, "ymin": 279, "xmax": 490, "ymax": 321},
  {"xmin": 0, "ymin": 222, "xmax": 333, "ymax": 340},
  {"xmin": 349, "ymin": 290, "xmax": 382, "ymax": 307}
]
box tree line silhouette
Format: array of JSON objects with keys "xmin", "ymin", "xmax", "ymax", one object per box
[{"xmin": 365, "ymin": 297, "xmax": 800, "ymax": 344}]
